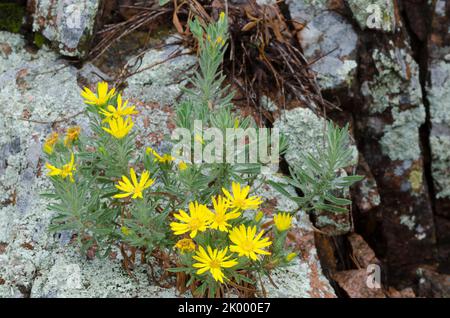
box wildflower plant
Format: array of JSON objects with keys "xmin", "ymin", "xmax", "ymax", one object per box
[{"xmin": 42, "ymin": 13, "xmax": 360, "ymax": 297}]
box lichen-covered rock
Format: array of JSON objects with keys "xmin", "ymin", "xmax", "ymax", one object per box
[
  {"xmin": 425, "ymin": 0, "xmax": 450, "ymax": 269},
  {"xmin": 347, "ymin": 0, "xmax": 399, "ymax": 33},
  {"xmin": 124, "ymin": 37, "xmax": 197, "ymax": 106},
  {"xmin": 31, "ymin": 0, "xmax": 100, "ymax": 57},
  {"xmin": 355, "ymin": 33, "xmax": 435, "ymax": 280},
  {"xmin": 287, "ymin": 0, "xmax": 358, "ymax": 91}
]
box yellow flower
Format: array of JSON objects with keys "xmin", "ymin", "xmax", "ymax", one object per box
[
  {"xmin": 254, "ymin": 211, "xmax": 264, "ymax": 222},
  {"xmin": 175, "ymin": 238, "xmax": 196, "ymax": 253},
  {"xmin": 64, "ymin": 126, "xmax": 81, "ymax": 146},
  {"xmin": 178, "ymin": 161, "xmax": 188, "ymax": 171},
  {"xmin": 99, "ymin": 94, "xmax": 138, "ymax": 122},
  {"xmin": 194, "ymin": 134, "xmax": 205, "ymax": 145},
  {"xmin": 273, "ymin": 212, "xmax": 293, "ymax": 232},
  {"xmin": 170, "ymin": 201, "xmax": 213, "ymax": 238},
  {"xmin": 121, "ymin": 226, "xmax": 131, "ymax": 236},
  {"xmin": 45, "ymin": 153, "xmax": 76, "ymax": 182},
  {"xmin": 234, "ymin": 118, "xmax": 239, "ymax": 129},
  {"xmin": 192, "ymin": 246, "xmax": 238, "ymax": 283},
  {"xmin": 114, "ymin": 167, "xmax": 154, "ymax": 199},
  {"xmin": 210, "ymin": 196, "xmax": 240, "ymax": 232},
  {"xmin": 102, "ymin": 116, "xmax": 133, "ymax": 139},
  {"xmin": 286, "ymin": 252, "xmax": 297, "ymax": 262},
  {"xmin": 146, "ymin": 147, "xmax": 174, "ymax": 163},
  {"xmin": 81, "ymin": 81, "xmax": 115, "ymax": 106},
  {"xmin": 215, "ymin": 36, "xmax": 225, "ymax": 46},
  {"xmin": 219, "ymin": 12, "xmax": 226, "ymax": 22},
  {"xmin": 229, "ymin": 224, "xmax": 271, "ymax": 261},
  {"xmin": 43, "ymin": 132, "xmax": 59, "ymax": 154},
  {"xmin": 222, "ymin": 182, "xmax": 262, "ymax": 211}
]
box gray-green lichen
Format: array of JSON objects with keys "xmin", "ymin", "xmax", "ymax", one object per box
[
  {"xmin": 430, "ymin": 135, "xmax": 450, "ymax": 198},
  {"xmin": 427, "ymin": 58, "xmax": 450, "ymax": 198},
  {"xmin": 348, "ymin": 0, "xmax": 398, "ymax": 32},
  {"xmin": 32, "ymin": 0, "xmax": 100, "ymax": 57},
  {"xmin": 362, "ymin": 47, "xmax": 425, "ymax": 161},
  {"xmin": 124, "ymin": 36, "xmax": 197, "ymax": 106},
  {"xmin": 289, "ymin": 0, "xmax": 358, "ymax": 91}
]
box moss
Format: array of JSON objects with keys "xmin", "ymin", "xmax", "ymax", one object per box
[
  {"xmin": 33, "ymin": 33, "xmax": 46, "ymax": 49},
  {"xmin": 0, "ymin": 3, "xmax": 25, "ymax": 34},
  {"xmin": 409, "ymin": 170, "xmax": 423, "ymax": 192}
]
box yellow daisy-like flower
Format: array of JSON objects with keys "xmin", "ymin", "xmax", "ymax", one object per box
[
  {"xmin": 43, "ymin": 132, "xmax": 59, "ymax": 154},
  {"xmin": 81, "ymin": 81, "xmax": 115, "ymax": 106},
  {"xmin": 210, "ymin": 196, "xmax": 240, "ymax": 232},
  {"xmin": 146, "ymin": 147, "xmax": 174, "ymax": 163},
  {"xmin": 229, "ymin": 224, "xmax": 272, "ymax": 261},
  {"xmin": 64, "ymin": 126, "xmax": 81, "ymax": 146},
  {"xmin": 215, "ymin": 36, "xmax": 225, "ymax": 46},
  {"xmin": 45, "ymin": 153, "xmax": 76, "ymax": 182},
  {"xmin": 170, "ymin": 201, "xmax": 213, "ymax": 238},
  {"xmin": 178, "ymin": 161, "xmax": 188, "ymax": 171},
  {"xmin": 219, "ymin": 12, "xmax": 226, "ymax": 22},
  {"xmin": 222, "ymin": 182, "xmax": 262, "ymax": 211},
  {"xmin": 121, "ymin": 226, "xmax": 131, "ymax": 236},
  {"xmin": 286, "ymin": 252, "xmax": 297, "ymax": 262},
  {"xmin": 254, "ymin": 211, "xmax": 264, "ymax": 222},
  {"xmin": 114, "ymin": 167, "xmax": 154, "ymax": 199},
  {"xmin": 175, "ymin": 238, "xmax": 196, "ymax": 253},
  {"xmin": 273, "ymin": 212, "xmax": 293, "ymax": 232},
  {"xmin": 99, "ymin": 94, "xmax": 138, "ymax": 122},
  {"xmin": 194, "ymin": 134, "xmax": 205, "ymax": 145},
  {"xmin": 102, "ymin": 116, "xmax": 134, "ymax": 139},
  {"xmin": 192, "ymin": 246, "xmax": 238, "ymax": 283}
]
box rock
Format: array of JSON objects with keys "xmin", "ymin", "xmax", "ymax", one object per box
[
  {"xmin": 426, "ymin": 0, "xmax": 450, "ymax": 270},
  {"xmin": 416, "ymin": 267, "xmax": 450, "ymax": 298},
  {"xmin": 333, "ymin": 269, "xmax": 386, "ymax": 298},
  {"xmin": 287, "ymin": 0, "xmax": 358, "ymax": 91},
  {"xmin": 355, "ymin": 28, "xmax": 436, "ymax": 283},
  {"xmin": 347, "ymin": 0, "xmax": 400, "ymax": 33},
  {"xmin": 31, "ymin": 0, "xmax": 100, "ymax": 57},
  {"xmin": 124, "ymin": 36, "xmax": 197, "ymax": 106},
  {"xmin": 30, "ymin": 250, "xmax": 180, "ymax": 298},
  {"xmin": 347, "ymin": 233, "xmax": 379, "ymax": 268}
]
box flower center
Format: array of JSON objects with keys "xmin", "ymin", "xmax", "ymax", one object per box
[
  {"xmin": 209, "ymin": 259, "xmax": 221, "ymax": 269},
  {"xmin": 61, "ymin": 164, "xmax": 72, "ymax": 177},
  {"xmin": 215, "ymin": 214, "xmax": 225, "ymax": 225},
  {"xmin": 234, "ymin": 198, "xmax": 245, "ymax": 208},
  {"xmin": 189, "ymin": 218, "xmax": 202, "ymax": 231},
  {"xmin": 133, "ymin": 185, "xmax": 143, "ymax": 196},
  {"xmin": 242, "ymin": 239, "xmax": 255, "ymax": 252}
]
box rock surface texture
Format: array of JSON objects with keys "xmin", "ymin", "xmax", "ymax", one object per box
[{"xmin": 31, "ymin": 0, "xmax": 100, "ymax": 57}]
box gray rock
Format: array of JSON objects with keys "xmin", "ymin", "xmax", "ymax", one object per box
[
  {"xmin": 287, "ymin": 0, "xmax": 358, "ymax": 91},
  {"xmin": 31, "ymin": 0, "xmax": 100, "ymax": 57},
  {"xmin": 427, "ymin": 59, "xmax": 450, "ymax": 199},
  {"xmin": 124, "ymin": 36, "xmax": 197, "ymax": 106},
  {"xmin": 347, "ymin": 0, "xmax": 399, "ymax": 33}
]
